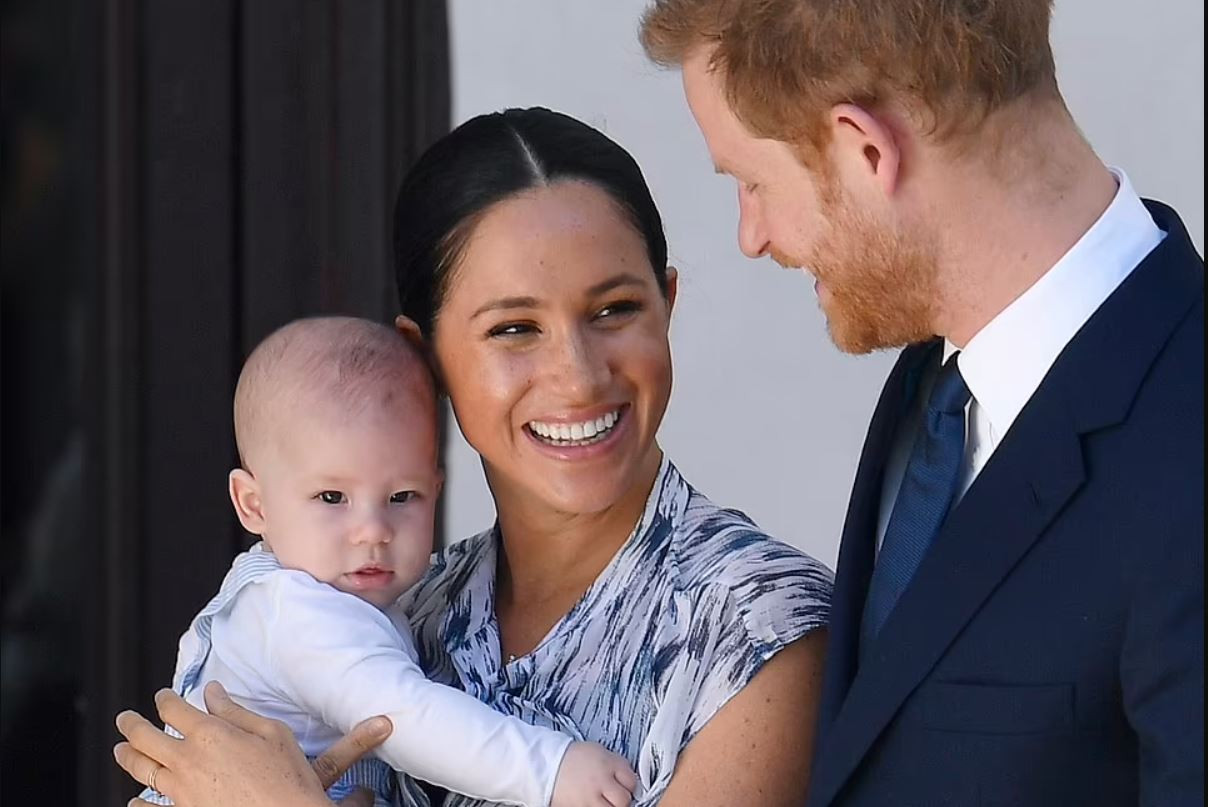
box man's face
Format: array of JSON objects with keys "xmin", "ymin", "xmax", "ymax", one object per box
[{"xmin": 681, "ymin": 49, "xmax": 939, "ymax": 353}]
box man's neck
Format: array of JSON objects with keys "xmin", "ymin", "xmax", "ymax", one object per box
[{"xmin": 930, "ymin": 123, "xmax": 1119, "ymax": 348}]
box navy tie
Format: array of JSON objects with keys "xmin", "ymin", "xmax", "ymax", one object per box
[{"xmin": 861, "ymin": 353, "xmax": 971, "ymax": 656}]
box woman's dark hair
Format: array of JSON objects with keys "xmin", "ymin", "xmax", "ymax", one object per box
[{"xmin": 393, "ymin": 107, "xmax": 669, "ymax": 337}]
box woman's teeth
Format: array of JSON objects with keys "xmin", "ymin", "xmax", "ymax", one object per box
[{"xmin": 528, "ymin": 410, "xmax": 621, "ymax": 446}]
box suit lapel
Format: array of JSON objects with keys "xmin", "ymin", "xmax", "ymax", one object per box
[
  {"xmin": 817, "ymin": 341, "xmax": 940, "ymax": 731},
  {"xmin": 809, "ymin": 200, "xmax": 1202, "ymax": 807}
]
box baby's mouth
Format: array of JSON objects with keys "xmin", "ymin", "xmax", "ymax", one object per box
[{"xmin": 346, "ymin": 565, "xmax": 395, "ymax": 588}]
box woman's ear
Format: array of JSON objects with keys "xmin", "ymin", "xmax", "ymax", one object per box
[
  {"xmin": 394, "ymin": 314, "xmax": 425, "ymax": 348},
  {"xmin": 395, "ymin": 314, "xmax": 447, "ymax": 397},
  {"xmin": 664, "ymin": 266, "xmax": 679, "ymax": 315},
  {"xmin": 228, "ymin": 469, "xmax": 267, "ymax": 535}
]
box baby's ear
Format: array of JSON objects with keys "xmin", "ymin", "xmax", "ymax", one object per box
[{"xmin": 228, "ymin": 468, "xmax": 267, "ymax": 535}]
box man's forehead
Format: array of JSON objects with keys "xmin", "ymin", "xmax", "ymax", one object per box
[{"xmin": 681, "ymin": 47, "xmax": 723, "ymax": 102}]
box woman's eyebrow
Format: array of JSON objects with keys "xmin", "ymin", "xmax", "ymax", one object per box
[
  {"xmin": 469, "ymin": 273, "xmax": 647, "ymax": 320},
  {"xmin": 587, "ymin": 272, "xmax": 647, "ymax": 296},
  {"xmin": 471, "ymin": 295, "xmax": 541, "ymax": 319}
]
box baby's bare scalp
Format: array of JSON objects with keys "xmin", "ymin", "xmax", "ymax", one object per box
[{"xmin": 233, "ymin": 316, "xmax": 436, "ymax": 469}]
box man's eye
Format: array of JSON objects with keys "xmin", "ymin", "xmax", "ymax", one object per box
[
  {"xmin": 316, "ymin": 491, "xmax": 345, "ymax": 505},
  {"xmin": 390, "ymin": 491, "xmax": 416, "ymax": 504}
]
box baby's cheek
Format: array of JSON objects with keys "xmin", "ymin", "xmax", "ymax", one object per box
[{"xmin": 396, "ymin": 548, "xmax": 432, "ymax": 591}]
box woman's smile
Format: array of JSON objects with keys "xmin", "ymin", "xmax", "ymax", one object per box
[{"xmin": 524, "ymin": 403, "xmax": 630, "ymax": 457}]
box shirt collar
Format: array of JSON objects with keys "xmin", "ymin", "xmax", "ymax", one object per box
[{"xmin": 947, "ymin": 168, "xmax": 1164, "ymax": 437}]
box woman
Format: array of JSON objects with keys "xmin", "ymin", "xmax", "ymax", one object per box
[{"xmin": 115, "ymin": 108, "xmax": 832, "ymax": 806}]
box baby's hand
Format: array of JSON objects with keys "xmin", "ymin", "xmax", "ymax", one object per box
[{"xmin": 550, "ymin": 740, "xmax": 638, "ymax": 807}]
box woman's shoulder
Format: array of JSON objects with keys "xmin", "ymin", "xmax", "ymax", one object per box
[
  {"xmin": 649, "ymin": 471, "xmax": 834, "ymax": 656},
  {"xmin": 668, "ymin": 479, "xmax": 834, "ymax": 599},
  {"xmin": 642, "ymin": 469, "xmax": 832, "ymax": 751}
]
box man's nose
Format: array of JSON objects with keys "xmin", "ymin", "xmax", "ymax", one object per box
[{"xmin": 737, "ymin": 187, "xmax": 771, "ymax": 259}]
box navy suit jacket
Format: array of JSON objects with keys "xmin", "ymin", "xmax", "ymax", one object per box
[{"xmin": 808, "ymin": 201, "xmax": 1204, "ymax": 807}]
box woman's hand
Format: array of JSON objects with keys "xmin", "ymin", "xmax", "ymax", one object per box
[{"xmin": 113, "ymin": 681, "xmax": 392, "ymax": 807}]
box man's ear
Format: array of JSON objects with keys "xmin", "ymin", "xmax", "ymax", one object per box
[
  {"xmin": 229, "ymin": 468, "xmax": 267, "ymax": 535},
  {"xmin": 828, "ymin": 103, "xmax": 903, "ymax": 198}
]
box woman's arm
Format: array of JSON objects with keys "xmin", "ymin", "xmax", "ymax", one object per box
[
  {"xmin": 113, "ymin": 682, "xmax": 390, "ymax": 807},
  {"xmin": 657, "ymin": 631, "xmax": 827, "ymax": 807}
]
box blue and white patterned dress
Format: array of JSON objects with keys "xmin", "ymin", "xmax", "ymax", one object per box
[{"xmin": 400, "ymin": 458, "xmax": 833, "ymax": 805}]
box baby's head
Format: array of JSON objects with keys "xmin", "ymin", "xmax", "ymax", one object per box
[{"xmin": 229, "ymin": 316, "xmax": 441, "ymax": 608}]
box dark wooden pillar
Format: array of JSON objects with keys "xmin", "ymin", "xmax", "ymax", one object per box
[{"xmin": 67, "ymin": 2, "xmax": 451, "ymax": 803}]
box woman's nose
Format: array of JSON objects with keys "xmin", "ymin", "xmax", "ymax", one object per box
[{"xmin": 549, "ymin": 329, "xmax": 610, "ymax": 400}]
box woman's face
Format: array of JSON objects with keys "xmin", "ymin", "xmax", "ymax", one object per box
[{"xmin": 431, "ymin": 180, "xmax": 675, "ymax": 517}]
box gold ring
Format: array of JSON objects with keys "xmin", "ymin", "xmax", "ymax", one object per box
[{"xmin": 148, "ymin": 763, "xmax": 161, "ymax": 793}]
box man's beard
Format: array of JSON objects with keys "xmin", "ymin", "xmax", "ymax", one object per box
[{"xmin": 778, "ymin": 187, "xmax": 940, "ymax": 354}]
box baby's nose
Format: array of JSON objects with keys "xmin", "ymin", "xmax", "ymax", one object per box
[{"xmin": 352, "ymin": 512, "xmax": 393, "ymax": 545}]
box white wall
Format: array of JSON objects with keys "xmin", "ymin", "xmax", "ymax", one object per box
[{"xmin": 443, "ymin": 0, "xmax": 1204, "ymax": 567}]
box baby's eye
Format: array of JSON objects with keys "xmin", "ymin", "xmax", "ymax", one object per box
[
  {"xmin": 316, "ymin": 491, "xmax": 346, "ymax": 505},
  {"xmin": 390, "ymin": 491, "xmax": 416, "ymax": 504}
]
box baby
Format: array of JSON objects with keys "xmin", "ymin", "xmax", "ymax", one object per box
[{"xmin": 142, "ymin": 316, "xmax": 636, "ymax": 807}]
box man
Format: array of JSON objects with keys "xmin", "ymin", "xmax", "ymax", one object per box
[{"xmin": 640, "ymin": 1, "xmax": 1203, "ymax": 805}]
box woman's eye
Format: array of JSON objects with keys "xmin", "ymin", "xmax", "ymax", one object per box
[
  {"xmin": 390, "ymin": 491, "xmax": 416, "ymax": 504},
  {"xmin": 487, "ymin": 322, "xmax": 538, "ymax": 338},
  {"xmin": 595, "ymin": 300, "xmax": 642, "ymax": 321},
  {"xmin": 316, "ymin": 491, "xmax": 345, "ymax": 505}
]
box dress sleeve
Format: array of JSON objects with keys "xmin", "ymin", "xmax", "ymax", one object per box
[
  {"xmin": 682, "ymin": 537, "xmax": 833, "ymax": 742},
  {"xmin": 231, "ymin": 572, "xmax": 571, "ymax": 807}
]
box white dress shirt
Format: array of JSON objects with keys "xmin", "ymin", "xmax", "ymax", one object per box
[{"xmin": 876, "ymin": 168, "xmax": 1165, "ymax": 551}]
